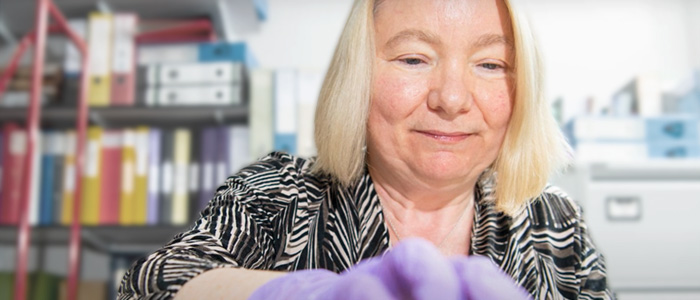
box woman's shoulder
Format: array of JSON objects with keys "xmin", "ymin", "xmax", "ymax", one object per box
[
  {"xmin": 518, "ymin": 185, "xmax": 584, "ymax": 231},
  {"xmin": 217, "ymin": 151, "xmax": 330, "ymax": 198},
  {"xmin": 237, "ymin": 151, "xmax": 314, "ymax": 178}
]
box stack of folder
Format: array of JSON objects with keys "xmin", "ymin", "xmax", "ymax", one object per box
[
  {"xmin": 137, "ymin": 42, "xmax": 255, "ymax": 106},
  {"xmin": 60, "ymin": 11, "xmax": 258, "ymax": 108},
  {"xmin": 0, "ymin": 123, "xmax": 252, "ymax": 227}
]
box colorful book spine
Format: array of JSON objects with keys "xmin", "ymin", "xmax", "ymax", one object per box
[
  {"xmin": 81, "ymin": 127, "xmax": 102, "ymax": 225},
  {"xmin": 52, "ymin": 131, "xmax": 66, "ymax": 225},
  {"xmin": 188, "ymin": 129, "xmax": 200, "ymax": 221},
  {"xmin": 159, "ymin": 129, "xmax": 174, "ymax": 225},
  {"xmin": 119, "ymin": 129, "xmax": 136, "ymax": 225},
  {"xmin": 133, "ymin": 126, "xmax": 150, "ymax": 225},
  {"xmin": 0, "ymin": 123, "xmax": 26, "ymax": 225},
  {"xmin": 0, "ymin": 131, "xmax": 3, "ymax": 208},
  {"xmin": 39, "ymin": 131, "xmax": 56, "ymax": 225},
  {"xmin": 87, "ymin": 13, "xmax": 113, "ymax": 106},
  {"xmin": 198, "ymin": 127, "xmax": 218, "ymax": 212},
  {"xmin": 172, "ymin": 128, "xmax": 191, "ymax": 225},
  {"xmin": 110, "ymin": 13, "xmax": 138, "ymax": 106},
  {"xmin": 60, "ymin": 130, "xmax": 76, "ymax": 225},
  {"xmin": 146, "ymin": 128, "xmax": 162, "ymax": 225},
  {"xmin": 215, "ymin": 126, "xmax": 230, "ymax": 186},
  {"xmin": 0, "ymin": 272, "xmax": 12, "ymax": 299},
  {"xmin": 100, "ymin": 129, "xmax": 122, "ymax": 225}
]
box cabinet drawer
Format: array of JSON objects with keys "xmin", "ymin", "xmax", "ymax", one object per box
[{"xmin": 585, "ymin": 181, "xmax": 700, "ymax": 290}]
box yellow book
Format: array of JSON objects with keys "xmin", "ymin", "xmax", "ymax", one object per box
[
  {"xmin": 172, "ymin": 128, "xmax": 191, "ymax": 225},
  {"xmin": 60, "ymin": 130, "xmax": 76, "ymax": 225},
  {"xmin": 119, "ymin": 129, "xmax": 136, "ymax": 225},
  {"xmin": 87, "ymin": 13, "xmax": 113, "ymax": 106},
  {"xmin": 81, "ymin": 127, "xmax": 102, "ymax": 225},
  {"xmin": 133, "ymin": 126, "xmax": 150, "ymax": 225}
]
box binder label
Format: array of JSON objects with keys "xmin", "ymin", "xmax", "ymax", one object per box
[{"xmin": 122, "ymin": 161, "xmax": 134, "ymax": 193}]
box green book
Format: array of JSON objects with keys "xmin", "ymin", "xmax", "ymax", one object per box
[
  {"xmin": 0, "ymin": 272, "xmax": 13, "ymax": 300},
  {"xmin": 29, "ymin": 272, "xmax": 60, "ymax": 300}
]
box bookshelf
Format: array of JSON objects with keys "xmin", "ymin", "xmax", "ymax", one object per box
[
  {"xmin": 0, "ymin": 105, "xmax": 249, "ymax": 127},
  {"xmin": 0, "ymin": 225, "xmax": 188, "ymax": 253},
  {"xmin": 0, "ymin": 0, "xmax": 267, "ymax": 299}
]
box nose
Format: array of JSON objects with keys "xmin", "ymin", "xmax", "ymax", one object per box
[{"xmin": 427, "ymin": 62, "xmax": 473, "ymax": 118}]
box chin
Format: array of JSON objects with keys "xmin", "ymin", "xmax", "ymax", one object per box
[{"xmin": 415, "ymin": 153, "xmax": 476, "ymax": 182}]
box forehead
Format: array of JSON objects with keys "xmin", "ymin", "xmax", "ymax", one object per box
[{"xmin": 373, "ymin": 0, "xmax": 513, "ymax": 40}]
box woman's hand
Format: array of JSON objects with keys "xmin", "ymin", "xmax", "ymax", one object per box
[
  {"xmin": 249, "ymin": 238, "xmax": 530, "ymax": 300},
  {"xmin": 450, "ymin": 255, "xmax": 532, "ymax": 300}
]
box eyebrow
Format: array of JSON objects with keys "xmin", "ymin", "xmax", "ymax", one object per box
[
  {"xmin": 384, "ymin": 30, "xmax": 514, "ymax": 52},
  {"xmin": 474, "ymin": 34, "xmax": 514, "ymax": 50},
  {"xmin": 384, "ymin": 29, "xmax": 442, "ymax": 49}
]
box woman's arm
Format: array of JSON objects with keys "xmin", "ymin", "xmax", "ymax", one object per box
[
  {"xmin": 174, "ymin": 268, "xmax": 285, "ymax": 300},
  {"xmin": 118, "ymin": 177, "xmax": 280, "ymax": 299}
]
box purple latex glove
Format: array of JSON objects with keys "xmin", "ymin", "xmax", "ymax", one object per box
[
  {"xmin": 450, "ymin": 255, "xmax": 532, "ymax": 300},
  {"xmin": 349, "ymin": 238, "xmax": 462, "ymax": 300},
  {"xmin": 249, "ymin": 238, "xmax": 462, "ymax": 300},
  {"xmin": 248, "ymin": 268, "xmax": 393, "ymax": 300}
]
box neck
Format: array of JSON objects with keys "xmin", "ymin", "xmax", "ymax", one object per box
[
  {"xmin": 370, "ymin": 167, "xmax": 476, "ymax": 254},
  {"xmin": 368, "ymin": 163, "xmax": 477, "ymax": 213}
]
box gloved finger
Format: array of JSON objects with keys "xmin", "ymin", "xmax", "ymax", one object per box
[
  {"xmin": 368, "ymin": 238, "xmax": 462, "ymax": 300},
  {"xmin": 450, "ymin": 256, "xmax": 531, "ymax": 300},
  {"xmin": 249, "ymin": 269, "xmax": 339, "ymax": 300},
  {"xmin": 325, "ymin": 271, "xmax": 396, "ymax": 300}
]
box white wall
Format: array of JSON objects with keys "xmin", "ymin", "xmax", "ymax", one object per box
[
  {"xmin": 232, "ymin": 0, "xmax": 698, "ymax": 121},
  {"xmin": 687, "ymin": 0, "xmax": 700, "ymax": 69},
  {"xmin": 237, "ymin": 0, "xmax": 354, "ymax": 72},
  {"xmin": 521, "ymin": 0, "xmax": 697, "ymax": 119}
]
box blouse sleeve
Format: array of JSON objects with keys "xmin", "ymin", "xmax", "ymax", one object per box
[{"xmin": 117, "ymin": 176, "xmax": 280, "ymax": 299}]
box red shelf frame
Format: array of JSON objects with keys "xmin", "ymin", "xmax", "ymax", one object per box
[
  {"xmin": 0, "ymin": 0, "xmax": 89, "ymax": 299},
  {"xmin": 0, "ymin": 3, "xmax": 222, "ymax": 299}
]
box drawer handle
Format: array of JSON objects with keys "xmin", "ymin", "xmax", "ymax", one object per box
[{"xmin": 606, "ymin": 196, "xmax": 642, "ymax": 221}]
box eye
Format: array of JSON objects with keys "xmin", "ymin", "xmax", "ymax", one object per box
[
  {"xmin": 479, "ymin": 63, "xmax": 503, "ymax": 70},
  {"xmin": 400, "ymin": 58, "xmax": 425, "ymax": 65}
]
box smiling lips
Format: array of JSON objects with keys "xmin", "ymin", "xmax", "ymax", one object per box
[{"xmin": 416, "ymin": 130, "xmax": 472, "ymax": 142}]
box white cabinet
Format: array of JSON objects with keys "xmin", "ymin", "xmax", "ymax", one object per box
[
  {"xmin": 552, "ymin": 161, "xmax": 700, "ymax": 295},
  {"xmin": 587, "ymin": 180, "xmax": 700, "ymax": 289}
]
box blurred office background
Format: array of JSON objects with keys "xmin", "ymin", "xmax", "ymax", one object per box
[{"xmin": 0, "ymin": 0, "xmax": 698, "ymax": 299}]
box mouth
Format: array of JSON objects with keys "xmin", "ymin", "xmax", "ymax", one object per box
[{"xmin": 415, "ymin": 130, "xmax": 472, "ymax": 143}]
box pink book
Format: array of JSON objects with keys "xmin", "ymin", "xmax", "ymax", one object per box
[
  {"xmin": 110, "ymin": 14, "xmax": 138, "ymax": 106},
  {"xmin": 0, "ymin": 123, "xmax": 26, "ymax": 225},
  {"xmin": 99, "ymin": 129, "xmax": 122, "ymax": 225}
]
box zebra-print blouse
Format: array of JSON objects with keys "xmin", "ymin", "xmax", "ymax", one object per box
[{"xmin": 118, "ymin": 152, "xmax": 614, "ymax": 299}]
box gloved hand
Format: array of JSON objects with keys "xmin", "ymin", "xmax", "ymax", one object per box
[
  {"xmin": 450, "ymin": 255, "xmax": 532, "ymax": 300},
  {"xmin": 247, "ymin": 268, "xmax": 394, "ymax": 300},
  {"xmin": 249, "ymin": 238, "xmax": 531, "ymax": 300},
  {"xmin": 249, "ymin": 238, "xmax": 462, "ymax": 300}
]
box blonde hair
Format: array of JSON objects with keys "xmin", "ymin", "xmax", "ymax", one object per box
[{"xmin": 313, "ymin": 0, "xmax": 572, "ymax": 216}]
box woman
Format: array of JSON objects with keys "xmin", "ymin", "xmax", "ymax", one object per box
[{"xmin": 119, "ymin": 0, "xmax": 613, "ymax": 299}]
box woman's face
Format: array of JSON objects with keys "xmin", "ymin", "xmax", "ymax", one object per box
[{"xmin": 367, "ymin": 0, "xmax": 514, "ymax": 186}]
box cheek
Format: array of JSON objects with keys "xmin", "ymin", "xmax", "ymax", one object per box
[
  {"xmin": 372, "ymin": 74, "xmax": 425, "ymax": 121},
  {"xmin": 476, "ymin": 85, "xmax": 513, "ymax": 128}
]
